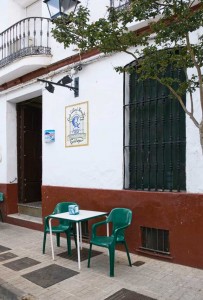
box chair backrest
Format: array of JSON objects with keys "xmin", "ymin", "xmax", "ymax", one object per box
[
  {"xmin": 53, "ymin": 202, "xmax": 77, "ymax": 226},
  {"xmin": 0, "ymin": 192, "xmax": 4, "ymax": 202},
  {"xmin": 107, "ymin": 208, "xmax": 132, "ymax": 237},
  {"xmin": 53, "ymin": 202, "xmax": 77, "ymax": 214}
]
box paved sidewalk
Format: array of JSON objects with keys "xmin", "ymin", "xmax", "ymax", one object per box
[{"xmin": 0, "ymin": 222, "xmax": 203, "ymax": 300}]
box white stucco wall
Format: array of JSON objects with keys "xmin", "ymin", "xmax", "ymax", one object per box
[
  {"xmin": 0, "ymin": 1, "xmax": 25, "ymax": 32},
  {"xmin": 26, "ymin": 1, "xmax": 42, "ymax": 17},
  {"xmin": 0, "ymin": 100, "xmax": 7, "ymax": 183},
  {"xmin": 0, "ymin": 98, "xmax": 17, "ymax": 183},
  {"xmin": 0, "ymin": 83, "xmax": 42, "ymax": 184},
  {"xmin": 1, "ymin": 50, "xmax": 203, "ymax": 192},
  {"xmin": 6, "ymin": 102, "xmax": 17, "ymax": 184},
  {"xmin": 43, "ymin": 0, "xmax": 112, "ymax": 66},
  {"xmin": 185, "ymin": 29, "xmax": 203, "ymax": 192},
  {"xmin": 0, "ymin": 1, "xmax": 203, "ymax": 193},
  {"xmin": 42, "ymin": 53, "xmax": 129, "ymax": 189},
  {"xmin": 186, "ymin": 80, "xmax": 203, "ymax": 193}
]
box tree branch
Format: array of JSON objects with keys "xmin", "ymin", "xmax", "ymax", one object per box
[
  {"xmin": 186, "ymin": 33, "xmax": 203, "ymax": 118},
  {"xmin": 184, "ymin": 68, "xmax": 194, "ymax": 115},
  {"xmin": 156, "ymin": 77, "xmax": 199, "ymax": 128}
]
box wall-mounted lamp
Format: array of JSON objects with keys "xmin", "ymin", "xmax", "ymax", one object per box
[
  {"xmin": 38, "ymin": 75, "xmax": 79, "ymax": 97},
  {"xmin": 58, "ymin": 74, "xmax": 73, "ymax": 85},
  {"xmin": 45, "ymin": 82, "xmax": 55, "ymax": 93},
  {"xmin": 43, "ymin": 0, "xmax": 80, "ymax": 20}
]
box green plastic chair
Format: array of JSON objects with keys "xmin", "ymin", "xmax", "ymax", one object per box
[
  {"xmin": 42, "ymin": 202, "xmax": 77, "ymax": 255},
  {"xmin": 88, "ymin": 208, "xmax": 132, "ymax": 277}
]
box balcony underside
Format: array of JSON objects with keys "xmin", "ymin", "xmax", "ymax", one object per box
[{"xmin": 0, "ymin": 54, "xmax": 52, "ymax": 85}]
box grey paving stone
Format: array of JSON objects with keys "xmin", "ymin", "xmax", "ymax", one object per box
[
  {"xmin": 0, "ymin": 281, "xmax": 36, "ymax": 300},
  {"xmin": 1, "ymin": 222, "xmax": 203, "ymax": 300}
]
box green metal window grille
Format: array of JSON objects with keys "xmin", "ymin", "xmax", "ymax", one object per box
[{"xmin": 124, "ymin": 66, "xmax": 186, "ymax": 191}]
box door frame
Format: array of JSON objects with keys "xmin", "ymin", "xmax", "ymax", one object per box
[{"xmin": 17, "ymin": 97, "xmax": 42, "ymax": 203}]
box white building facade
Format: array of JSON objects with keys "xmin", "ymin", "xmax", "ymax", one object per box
[{"xmin": 0, "ymin": 0, "xmax": 203, "ymax": 269}]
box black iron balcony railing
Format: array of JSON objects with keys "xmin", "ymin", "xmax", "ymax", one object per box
[
  {"xmin": 0, "ymin": 17, "xmax": 51, "ymax": 68},
  {"xmin": 110, "ymin": 0, "xmax": 130, "ymax": 11}
]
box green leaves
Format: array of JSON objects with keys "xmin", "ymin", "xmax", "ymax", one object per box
[{"xmin": 51, "ymin": 0, "xmax": 203, "ymax": 131}]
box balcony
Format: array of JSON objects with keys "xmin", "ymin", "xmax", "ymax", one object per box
[
  {"xmin": 110, "ymin": 0, "xmax": 130, "ymax": 11},
  {"xmin": 0, "ymin": 17, "xmax": 52, "ymax": 85}
]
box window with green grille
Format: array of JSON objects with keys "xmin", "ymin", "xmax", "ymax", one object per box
[
  {"xmin": 124, "ymin": 66, "xmax": 186, "ymax": 192},
  {"xmin": 140, "ymin": 226, "xmax": 170, "ymax": 255}
]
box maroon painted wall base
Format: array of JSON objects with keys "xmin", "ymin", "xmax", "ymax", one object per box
[
  {"xmin": 1, "ymin": 183, "xmax": 203, "ymax": 269},
  {"xmin": 0, "ymin": 183, "xmax": 18, "ymax": 219},
  {"xmin": 42, "ymin": 186, "xmax": 203, "ymax": 269}
]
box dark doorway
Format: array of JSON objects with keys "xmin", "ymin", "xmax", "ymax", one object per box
[{"xmin": 17, "ymin": 97, "xmax": 42, "ymax": 203}]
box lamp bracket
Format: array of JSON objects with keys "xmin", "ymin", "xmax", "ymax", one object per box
[{"xmin": 37, "ymin": 78, "xmax": 78, "ymax": 91}]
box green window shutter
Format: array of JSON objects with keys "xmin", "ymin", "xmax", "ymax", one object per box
[{"xmin": 124, "ymin": 66, "xmax": 186, "ymax": 192}]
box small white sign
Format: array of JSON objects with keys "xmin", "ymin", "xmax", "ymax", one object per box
[{"xmin": 44, "ymin": 130, "xmax": 55, "ymax": 143}]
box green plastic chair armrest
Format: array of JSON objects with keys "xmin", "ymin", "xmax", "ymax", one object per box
[
  {"xmin": 92, "ymin": 220, "xmax": 107, "ymax": 238},
  {"xmin": 113, "ymin": 224, "xmax": 130, "ymax": 236},
  {"xmin": 44, "ymin": 213, "xmax": 55, "ymax": 228}
]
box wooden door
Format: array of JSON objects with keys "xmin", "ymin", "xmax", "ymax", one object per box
[{"xmin": 17, "ymin": 99, "xmax": 42, "ymax": 203}]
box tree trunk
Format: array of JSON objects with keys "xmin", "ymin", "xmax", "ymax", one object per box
[{"xmin": 200, "ymin": 121, "xmax": 203, "ymax": 154}]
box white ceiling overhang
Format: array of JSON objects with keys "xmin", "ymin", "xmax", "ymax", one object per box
[{"xmin": 15, "ymin": 0, "xmax": 38, "ymax": 8}]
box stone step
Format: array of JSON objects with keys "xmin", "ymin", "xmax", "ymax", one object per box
[
  {"xmin": 18, "ymin": 201, "xmax": 42, "ymax": 218},
  {"xmin": 7, "ymin": 213, "xmax": 43, "ymax": 224}
]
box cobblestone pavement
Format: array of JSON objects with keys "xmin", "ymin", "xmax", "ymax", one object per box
[{"xmin": 0, "ymin": 222, "xmax": 203, "ymax": 300}]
